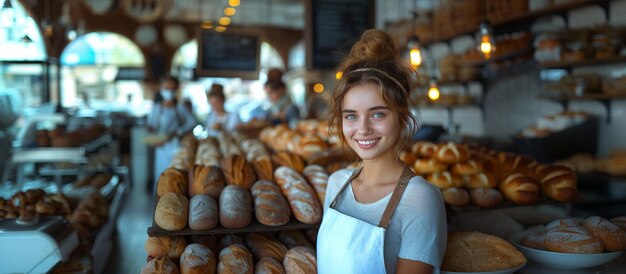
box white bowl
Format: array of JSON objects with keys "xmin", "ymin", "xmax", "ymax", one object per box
[
  {"xmin": 441, "ymin": 262, "xmax": 526, "ymax": 274},
  {"xmin": 508, "ymin": 231, "xmax": 624, "ymax": 269}
]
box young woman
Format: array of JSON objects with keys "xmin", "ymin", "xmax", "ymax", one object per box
[
  {"xmin": 317, "ymin": 29, "xmax": 447, "ymax": 274},
  {"xmin": 204, "ymin": 83, "xmax": 241, "ymax": 137}
]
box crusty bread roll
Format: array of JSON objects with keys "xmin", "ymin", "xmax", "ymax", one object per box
[
  {"xmin": 442, "ymin": 187, "xmax": 470, "ymax": 207},
  {"xmin": 435, "ymin": 142, "xmax": 470, "ymax": 164},
  {"xmin": 411, "ymin": 141, "xmax": 437, "ymax": 158},
  {"xmin": 190, "ymin": 165, "xmax": 225, "ymax": 199},
  {"xmin": 155, "ymin": 193, "xmax": 188, "ymax": 231},
  {"xmin": 219, "ymin": 185, "xmax": 252, "ymax": 228},
  {"xmin": 545, "ymin": 226, "xmax": 604, "ymax": 253},
  {"xmin": 452, "ymin": 160, "xmax": 483, "ymax": 176},
  {"xmin": 255, "ymin": 257, "xmax": 286, "ymax": 274},
  {"xmin": 426, "ymin": 171, "xmax": 463, "ymax": 189},
  {"xmin": 399, "ymin": 150, "xmax": 417, "ymax": 166},
  {"xmin": 218, "ymin": 244, "xmax": 254, "ymax": 274},
  {"xmin": 145, "ymin": 236, "xmax": 187, "ymax": 260},
  {"xmin": 245, "ymin": 232, "xmax": 289, "ymax": 261},
  {"xmin": 469, "ymin": 188, "xmax": 503, "ymax": 207},
  {"xmin": 282, "ymin": 246, "xmax": 317, "ymax": 274},
  {"xmin": 499, "ymin": 173, "xmax": 539, "ymax": 205},
  {"xmin": 271, "ymin": 152, "xmax": 305, "ymax": 174},
  {"xmin": 536, "ymin": 165, "xmax": 578, "ymax": 202},
  {"xmin": 442, "ymin": 231, "xmax": 526, "ymax": 272},
  {"xmin": 464, "ymin": 172, "xmax": 497, "ymax": 189},
  {"xmin": 222, "ymin": 155, "xmax": 257, "ymax": 189},
  {"xmin": 496, "ymin": 153, "xmax": 537, "ymax": 179},
  {"xmin": 141, "ymin": 256, "xmax": 180, "ymax": 274},
  {"xmin": 611, "ymin": 216, "xmax": 626, "ymax": 231},
  {"xmin": 295, "ymin": 134, "xmax": 328, "ymax": 159},
  {"xmin": 545, "ymin": 218, "xmax": 584, "ymax": 231},
  {"xmin": 180, "ymin": 243, "xmax": 216, "ymax": 274},
  {"xmin": 582, "ymin": 216, "xmax": 626, "ymax": 252},
  {"xmin": 250, "ymin": 180, "xmax": 291, "ymax": 226},
  {"xmin": 251, "ymin": 157, "xmax": 274, "ymax": 181},
  {"xmin": 188, "ymin": 194, "xmax": 219, "ymax": 230},
  {"xmin": 521, "ymin": 231, "xmax": 546, "ymax": 250},
  {"xmin": 277, "ymin": 230, "xmax": 313, "ymax": 249},
  {"xmin": 302, "ymin": 165, "xmax": 329, "ymax": 204},
  {"xmin": 274, "ymin": 167, "xmax": 322, "ymax": 224},
  {"xmin": 157, "ymin": 168, "xmax": 188, "ymax": 197},
  {"xmin": 413, "ymin": 158, "xmax": 447, "ymax": 175}
]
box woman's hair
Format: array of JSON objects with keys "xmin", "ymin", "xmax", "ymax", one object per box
[
  {"xmin": 329, "ymin": 29, "xmax": 419, "ymax": 160},
  {"xmin": 207, "ymin": 83, "xmax": 225, "ymax": 101}
]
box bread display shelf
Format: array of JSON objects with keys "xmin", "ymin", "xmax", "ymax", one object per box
[
  {"xmin": 446, "ymin": 197, "xmax": 565, "ymax": 213},
  {"xmin": 539, "ymin": 56, "xmax": 626, "ymax": 70},
  {"xmin": 147, "ymin": 219, "xmax": 320, "ymax": 237},
  {"xmin": 89, "ymin": 183, "xmax": 127, "ymax": 274},
  {"xmin": 537, "ymin": 93, "xmax": 626, "ymax": 123},
  {"xmin": 11, "ymin": 134, "xmax": 113, "ymax": 164}
]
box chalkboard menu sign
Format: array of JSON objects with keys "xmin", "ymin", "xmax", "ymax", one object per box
[
  {"xmin": 197, "ymin": 30, "xmax": 260, "ymax": 79},
  {"xmin": 307, "ymin": 0, "xmax": 375, "ymax": 70}
]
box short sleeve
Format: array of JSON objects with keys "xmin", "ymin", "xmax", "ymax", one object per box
[
  {"xmin": 323, "ymin": 169, "xmax": 352, "ymax": 211},
  {"xmin": 396, "ymin": 177, "xmax": 447, "ymax": 269}
]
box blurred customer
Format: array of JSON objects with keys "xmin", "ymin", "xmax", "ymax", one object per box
[
  {"xmin": 146, "ymin": 76, "xmax": 198, "ymax": 186},
  {"xmin": 263, "ymin": 80, "xmax": 300, "ymax": 127},
  {"xmin": 205, "ymin": 83, "xmax": 241, "ymax": 137}
]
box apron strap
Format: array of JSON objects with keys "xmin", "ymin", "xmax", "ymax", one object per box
[
  {"xmin": 329, "ymin": 167, "xmax": 362, "ymax": 209},
  {"xmin": 378, "ymin": 166, "xmax": 415, "ymax": 229}
]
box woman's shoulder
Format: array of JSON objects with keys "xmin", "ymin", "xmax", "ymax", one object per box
[
  {"xmin": 328, "ymin": 168, "xmax": 357, "ymax": 184},
  {"xmin": 401, "ymin": 176, "xmax": 445, "ymax": 205}
]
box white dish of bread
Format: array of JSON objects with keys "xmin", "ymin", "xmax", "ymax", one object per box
[{"xmin": 508, "ymin": 231, "xmax": 624, "ymax": 269}]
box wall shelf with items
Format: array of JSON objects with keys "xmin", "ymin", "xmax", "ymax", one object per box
[
  {"xmin": 539, "ymin": 56, "xmax": 626, "ymax": 70},
  {"xmin": 538, "ymin": 93, "xmax": 626, "ymax": 123}
]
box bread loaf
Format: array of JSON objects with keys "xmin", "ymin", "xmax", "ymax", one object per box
[
  {"xmin": 190, "ymin": 165, "xmax": 225, "ymax": 199},
  {"xmin": 250, "ymin": 180, "xmax": 291, "ymax": 226},
  {"xmin": 274, "ymin": 167, "xmax": 322, "ymax": 224},
  {"xmin": 271, "ymin": 152, "xmax": 305, "ymax": 174},
  {"xmin": 180, "ymin": 243, "xmax": 216, "ymax": 274},
  {"xmin": 435, "ymin": 142, "xmax": 470, "ymax": 164},
  {"xmin": 610, "ymin": 216, "xmax": 626, "ymax": 231},
  {"xmin": 464, "ymin": 172, "xmax": 497, "ymax": 189},
  {"xmin": 582, "ymin": 216, "xmax": 626, "ymax": 252},
  {"xmin": 499, "ymin": 173, "xmax": 539, "ymax": 205},
  {"xmin": 157, "ymin": 168, "xmax": 188, "ymax": 197},
  {"xmin": 521, "ymin": 231, "xmax": 546, "ymax": 250},
  {"xmin": 452, "ymin": 160, "xmax": 483, "ymax": 176},
  {"xmin": 302, "ymin": 165, "xmax": 329, "ymax": 204},
  {"xmin": 545, "ymin": 226, "xmax": 604, "ymax": 253},
  {"xmin": 218, "ymin": 235, "xmax": 244, "ymax": 251},
  {"xmin": 296, "ymin": 134, "xmax": 328, "ymax": 158},
  {"xmin": 255, "ymin": 257, "xmax": 286, "ymax": 274},
  {"xmin": 251, "ymin": 157, "xmax": 274, "ymax": 181},
  {"xmin": 442, "ymin": 231, "xmax": 526, "ymax": 272},
  {"xmin": 469, "ymin": 188, "xmax": 502, "ymax": 207},
  {"xmin": 222, "ymin": 155, "xmax": 257, "ymax": 189},
  {"xmin": 145, "ymin": 236, "xmax": 187, "ymax": 260},
  {"xmin": 413, "ymin": 159, "xmax": 447, "ymax": 174},
  {"xmin": 245, "ymin": 233, "xmax": 289, "ymax": 261},
  {"xmin": 219, "ymin": 185, "xmax": 252, "ymax": 228},
  {"xmin": 282, "ymin": 246, "xmax": 317, "ymax": 274},
  {"xmin": 217, "ymin": 244, "xmax": 253, "ymax": 274},
  {"xmin": 442, "ymin": 187, "xmax": 470, "ymax": 207},
  {"xmin": 545, "ymin": 218, "xmax": 583, "ymax": 231},
  {"xmin": 155, "ymin": 193, "xmax": 188, "ymax": 231},
  {"xmin": 188, "ymin": 195, "xmax": 219, "ymax": 230},
  {"xmin": 426, "ymin": 171, "xmax": 463, "ymax": 189},
  {"xmin": 277, "ymin": 230, "xmax": 313, "ymax": 249},
  {"xmin": 190, "ymin": 235, "xmax": 219, "ymax": 255},
  {"xmin": 537, "ymin": 165, "xmax": 578, "ymax": 202},
  {"xmin": 141, "ymin": 256, "xmax": 180, "ymax": 274},
  {"xmin": 411, "ymin": 141, "xmax": 437, "ymax": 158}
]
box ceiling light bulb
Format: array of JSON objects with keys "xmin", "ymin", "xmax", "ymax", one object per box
[
  {"xmin": 215, "ymin": 26, "xmax": 226, "ymax": 32},
  {"xmin": 335, "ymin": 71, "xmax": 343, "ymax": 80},
  {"xmin": 428, "ymin": 82, "xmax": 440, "ymax": 101},
  {"xmin": 410, "ymin": 48, "xmax": 422, "ymax": 68},
  {"xmin": 224, "ymin": 7, "xmax": 236, "ymax": 16},
  {"xmin": 228, "ymin": 0, "xmax": 240, "ymax": 7},
  {"xmin": 201, "ymin": 20, "xmax": 213, "ymax": 29},
  {"xmin": 313, "ymin": 83, "xmax": 324, "ymax": 93},
  {"xmin": 219, "ymin": 17, "xmax": 231, "ymax": 26}
]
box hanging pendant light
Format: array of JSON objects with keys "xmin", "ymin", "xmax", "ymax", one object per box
[
  {"xmin": 477, "ymin": 19, "xmax": 495, "ymax": 59},
  {"xmin": 407, "ymin": 35, "xmax": 422, "ymax": 69},
  {"xmin": 428, "ymin": 78, "xmax": 440, "ymax": 101},
  {"xmin": 0, "ymin": 0, "xmax": 15, "ymax": 27}
]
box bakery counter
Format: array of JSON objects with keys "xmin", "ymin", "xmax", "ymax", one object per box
[{"xmin": 518, "ymin": 253, "xmax": 626, "ymax": 274}]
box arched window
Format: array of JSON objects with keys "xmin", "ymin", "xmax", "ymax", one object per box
[
  {"xmin": 0, "ymin": 1, "xmax": 46, "ymax": 61},
  {"xmin": 60, "ymin": 32, "xmax": 147, "ymax": 114}
]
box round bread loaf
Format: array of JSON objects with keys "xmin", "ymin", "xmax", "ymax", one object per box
[
  {"xmin": 145, "ymin": 236, "xmax": 187, "ymax": 260},
  {"xmin": 426, "ymin": 171, "xmax": 463, "ymax": 189},
  {"xmin": 464, "ymin": 172, "xmax": 497, "ymax": 189},
  {"xmin": 537, "ymin": 165, "xmax": 578, "ymax": 202},
  {"xmin": 521, "ymin": 231, "xmax": 546, "ymax": 250},
  {"xmin": 188, "ymin": 195, "xmax": 218, "ymax": 230},
  {"xmin": 452, "ymin": 160, "xmax": 483, "ymax": 176},
  {"xmin": 442, "ymin": 187, "xmax": 470, "ymax": 207},
  {"xmin": 610, "ymin": 216, "xmax": 626, "ymax": 231},
  {"xmin": 499, "ymin": 173, "xmax": 538, "ymax": 205},
  {"xmin": 399, "ymin": 150, "xmax": 417, "ymax": 166},
  {"xmin": 582, "ymin": 216, "xmax": 626, "ymax": 252},
  {"xmin": 435, "ymin": 142, "xmax": 470, "ymax": 164},
  {"xmin": 217, "ymin": 244, "xmax": 253, "ymax": 274},
  {"xmin": 219, "ymin": 185, "xmax": 252, "ymax": 228},
  {"xmin": 442, "ymin": 231, "xmax": 526, "ymax": 272},
  {"xmin": 189, "ymin": 165, "xmax": 225, "ymax": 199},
  {"xmin": 155, "ymin": 193, "xmax": 189, "ymax": 231},
  {"xmin": 545, "ymin": 218, "xmax": 584, "ymax": 231},
  {"xmin": 245, "ymin": 232, "xmax": 289, "ymax": 261},
  {"xmin": 283, "ymin": 246, "xmax": 317, "ymax": 274},
  {"xmin": 413, "ymin": 158, "xmax": 448, "ymax": 175},
  {"xmin": 180, "ymin": 243, "xmax": 216, "ymax": 274},
  {"xmin": 250, "ymin": 180, "xmax": 291, "ymax": 226},
  {"xmin": 469, "ymin": 188, "xmax": 502, "ymax": 207},
  {"xmin": 255, "ymin": 257, "xmax": 286, "ymax": 274},
  {"xmin": 545, "ymin": 226, "xmax": 604, "ymax": 254},
  {"xmin": 411, "ymin": 141, "xmax": 437, "ymax": 158},
  {"xmin": 141, "ymin": 256, "xmax": 180, "ymax": 274},
  {"xmin": 157, "ymin": 168, "xmax": 188, "ymax": 197}
]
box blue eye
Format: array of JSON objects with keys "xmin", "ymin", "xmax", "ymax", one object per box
[
  {"xmin": 372, "ymin": 112, "xmax": 385, "ymax": 119},
  {"xmin": 344, "ymin": 114, "xmax": 357, "ymax": 120}
]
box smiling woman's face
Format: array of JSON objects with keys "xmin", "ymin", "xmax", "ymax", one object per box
[{"xmin": 341, "ymin": 83, "xmax": 399, "ymax": 161}]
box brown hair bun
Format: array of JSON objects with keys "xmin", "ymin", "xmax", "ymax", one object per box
[{"xmin": 339, "ymin": 29, "xmax": 398, "ymax": 72}]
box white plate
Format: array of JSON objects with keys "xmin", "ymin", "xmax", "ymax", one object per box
[
  {"xmin": 442, "ymin": 262, "xmax": 526, "ymax": 274},
  {"xmin": 508, "ymin": 231, "xmax": 624, "ymax": 269}
]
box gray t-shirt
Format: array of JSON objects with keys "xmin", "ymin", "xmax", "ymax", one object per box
[{"xmin": 324, "ymin": 168, "xmax": 447, "ymax": 274}]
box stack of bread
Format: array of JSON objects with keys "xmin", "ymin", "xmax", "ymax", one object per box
[
  {"xmin": 0, "ymin": 189, "xmax": 73, "ymax": 220},
  {"xmin": 401, "ymin": 141, "xmax": 579, "ymax": 207},
  {"xmin": 143, "ymin": 230, "xmax": 318, "ymax": 274},
  {"xmin": 520, "ymin": 216, "xmax": 626, "ymax": 253},
  {"xmin": 442, "ymin": 231, "xmax": 527, "ymax": 272},
  {"xmin": 170, "ymin": 135, "xmax": 199, "ymax": 172}
]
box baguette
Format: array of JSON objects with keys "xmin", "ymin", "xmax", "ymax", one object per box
[{"xmin": 274, "ymin": 167, "xmax": 322, "ymax": 224}]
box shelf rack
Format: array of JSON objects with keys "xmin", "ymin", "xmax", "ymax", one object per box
[
  {"xmin": 147, "ymin": 219, "xmax": 320, "ymax": 237},
  {"xmin": 538, "ymin": 93, "xmax": 626, "ymax": 123}
]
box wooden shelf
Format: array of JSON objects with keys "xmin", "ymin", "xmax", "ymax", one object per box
[
  {"xmin": 539, "ymin": 56, "xmax": 626, "ymax": 69},
  {"xmin": 147, "ymin": 218, "xmax": 320, "ymax": 237}
]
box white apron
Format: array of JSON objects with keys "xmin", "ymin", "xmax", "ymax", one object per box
[{"xmin": 317, "ymin": 166, "xmax": 415, "ymax": 274}]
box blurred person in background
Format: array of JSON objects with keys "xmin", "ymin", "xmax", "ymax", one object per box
[
  {"xmin": 205, "ymin": 83, "xmax": 241, "ymax": 137},
  {"xmin": 146, "ymin": 76, "xmax": 198, "ymax": 186},
  {"xmin": 263, "ymin": 79, "xmax": 300, "ymax": 127}
]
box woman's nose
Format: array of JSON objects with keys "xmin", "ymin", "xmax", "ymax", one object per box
[{"xmin": 357, "ymin": 118, "xmax": 371, "ymax": 134}]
